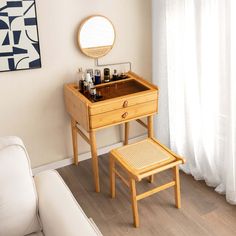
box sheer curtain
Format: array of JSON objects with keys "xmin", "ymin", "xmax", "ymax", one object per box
[{"xmin": 154, "ymin": 0, "xmax": 236, "ymax": 204}]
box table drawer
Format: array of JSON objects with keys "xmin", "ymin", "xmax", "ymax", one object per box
[
  {"xmin": 89, "ymin": 91, "xmax": 157, "ymax": 115},
  {"xmin": 90, "ymin": 100, "xmax": 158, "ymax": 129}
]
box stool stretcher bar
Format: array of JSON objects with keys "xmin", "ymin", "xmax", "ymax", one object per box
[{"xmin": 136, "ymin": 181, "xmax": 176, "ymax": 200}]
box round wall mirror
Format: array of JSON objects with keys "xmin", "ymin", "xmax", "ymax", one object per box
[{"xmin": 78, "ymin": 15, "xmax": 115, "ymax": 58}]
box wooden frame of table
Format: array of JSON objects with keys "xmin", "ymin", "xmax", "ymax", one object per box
[{"xmin": 64, "ymin": 71, "xmax": 159, "ymax": 192}]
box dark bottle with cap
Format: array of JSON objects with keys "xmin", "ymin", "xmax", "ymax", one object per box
[
  {"xmin": 104, "ymin": 68, "xmax": 110, "ymax": 83},
  {"xmin": 94, "ymin": 69, "xmax": 101, "ymax": 85},
  {"xmin": 78, "ymin": 68, "xmax": 85, "ymax": 93},
  {"xmin": 79, "ymin": 77, "xmax": 85, "ymax": 93},
  {"xmin": 112, "ymin": 69, "xmax": 118, "ymax": 81}
]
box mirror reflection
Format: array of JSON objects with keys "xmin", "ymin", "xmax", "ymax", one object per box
[{"xmin": 78, "ymin": 15, "xmax": 115, "ymax": 58}]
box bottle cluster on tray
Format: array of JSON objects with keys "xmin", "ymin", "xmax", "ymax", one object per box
[{"xmin": 76, "ymin": 67, "xmax": 129, "ymax": 101}]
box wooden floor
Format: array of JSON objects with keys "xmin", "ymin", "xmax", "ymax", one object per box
[{"xmin": 58, "ymin": 154, "xmax": 236, "ymax": 236}]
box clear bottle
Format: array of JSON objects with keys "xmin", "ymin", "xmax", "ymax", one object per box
[
  {"xmin": 90, "ymin": 84, "xmax": 96, "ymax": 99},
  {"xmin": 77, "ymin": 68, "xmax": 85, "ymax": 92},
  {"xmin": 88, "ymin": 81, "xmax": 93, "ymax": 93},
  {"xmin": 85, "ymin": 72, "xmax": 93, "ymax": 83},
  {"xmin": 86, "ymin": 69, "xmax": 94, "ymax": 82}
]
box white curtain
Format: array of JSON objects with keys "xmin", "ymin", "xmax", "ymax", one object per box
[{"xmin": 155, "ymin": 0, "xmax": 236, "ymax": 204}]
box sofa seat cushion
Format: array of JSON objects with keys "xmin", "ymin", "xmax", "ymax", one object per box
[
  {"xmin": 34, "ymin": 170, "xmax": 100, "ymax": 236},
  {"xmin": 0, "ymin": 137, "xmax": 41, "ymax": 236}
]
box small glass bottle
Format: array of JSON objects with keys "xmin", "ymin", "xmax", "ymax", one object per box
[
  {"xmin": 86, "ymin": 69, "xmax": 94, "ymax": 82},
  {"xmin": 85, "ymin": 72, "xmax": 93, "ymax": 83},
  {"xmin": 83, "ymin": 81, "xmax": 89, "ymax": 96},
  {"xmin": 77, "ymin": 68, "xmax": 85, "ymax": 91},
  {"xmin": 94, "ymin": 69, "xmax": 101, "ymax": 85},
  {"xmin": 112, "ymin": 69, "xmax": 118, "ymax": 81},
  {"xmin": 104, "ymin": 68, "xmax": 110, "ymax": 83},
  {"xmin": 88, "ymin": 81, "xmax": 93, "ymax": 93},
  {"xmin": 79, "ymin": 77, "xmax": 85, "ymax": 93},
  {"xmin": 90, "ymin": 84, "xmax": 97, "ymax": 99}
]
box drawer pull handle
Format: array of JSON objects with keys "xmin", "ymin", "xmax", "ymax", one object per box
[
  {"xmin": 123, "ymin": 100, "xmax": 128, "ymax": 108},
  {"xmin": 122, "ymin": 112, "xmax": 128, "ymax": 119}
]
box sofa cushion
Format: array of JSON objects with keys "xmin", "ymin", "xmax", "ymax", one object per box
[
  {"xmin": 34, "ymin": 170, "xmax": 100, "ymax": 236},
  {"xmin": 0, "ymin": 137, "xmax": 41, "ymax": 236}
]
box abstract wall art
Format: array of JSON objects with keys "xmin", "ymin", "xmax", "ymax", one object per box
[{"xmin": 0, "ymin": 0, "xmax": 41, "ymax": 72}]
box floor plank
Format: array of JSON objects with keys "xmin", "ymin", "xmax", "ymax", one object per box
[{"xmin": 57, "ymin": 154, "xmax": 236, "ymax": 236}]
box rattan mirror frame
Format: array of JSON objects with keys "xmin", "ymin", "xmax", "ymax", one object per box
[{"xmin": 78, "ymin": 15, "xmax": 116, "ymax": 58}]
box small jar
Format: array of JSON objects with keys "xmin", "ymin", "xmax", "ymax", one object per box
[{"xmin": 90, "ymin": 86, "xmax": 96, "ymax": 98}]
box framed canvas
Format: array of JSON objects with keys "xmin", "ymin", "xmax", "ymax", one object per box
[{"xmin": 0, "ymin": 0, "xmax": 41, "ymax": 72}]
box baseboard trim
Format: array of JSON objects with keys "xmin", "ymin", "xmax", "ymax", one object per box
[{"xmin": 32, "ymin": 134, "xmax": 146, "ymax": 175}]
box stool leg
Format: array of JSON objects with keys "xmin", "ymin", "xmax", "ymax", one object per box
[
  {"xmin": 130, "ymin": 178, "xmax": 139, "ymax": 227},
  {"xmin": 148, "ymin": 175, "xmax": 154, "ymax": 183},
  {"xmin": 147, "ymin": 116, "xmax": 154, "ymax": 182},
  {"xmin": 173, "ymin": 166, "xmax": 181, "ymax": 208},
  {"xmin": 110, "ymin": 155, "xmax": 116, "ymax": 198}
]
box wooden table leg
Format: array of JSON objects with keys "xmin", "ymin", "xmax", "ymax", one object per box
[
  {"xmin": 89, "ymin": 130, "xmax": 100, "ymax": 193},
  {"xmin": 148, "ymin": 175, "xmax": 154, "ymax": 183},
  {"xmin": 147, "ymin": 115, "xmax": 154, "ymax": 138},
  {"xmin": 130, "ymin": 178, "xmax": 139, "ymax": 227},
  {"xmin": 71, "ymin": 118, "xmax": 78, "ymax": 165},
  {"xmin": 147, "ymin": 116, "xmax": 154, "ymax": 183},
  {"xmin": 173, "ymin": 166, "xmax": 181, "ymax": 208},
  {"xmin": 124, "ymin": 122, "xmax": 130, "ymax": 145},
  {"xmin": 110, "ymin": 155, "xmax": 116, "ymax": 198}
]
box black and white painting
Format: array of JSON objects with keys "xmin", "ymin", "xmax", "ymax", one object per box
[{"xmin": 0, "ymin": 0, "xmax": 41, "ymax": 72}]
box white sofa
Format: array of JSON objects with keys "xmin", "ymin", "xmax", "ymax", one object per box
[{"xmin": 0, "ymin": 136, "xmax": 102, "ymax": 236}]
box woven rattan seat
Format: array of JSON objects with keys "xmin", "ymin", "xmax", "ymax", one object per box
[
  {"xmin": 110, "ymin": 137, "xmax": 185, "ymax": 227},
  {"xmin": 114, "ymin": 139, "xmax": 176, "ymax": 173}
]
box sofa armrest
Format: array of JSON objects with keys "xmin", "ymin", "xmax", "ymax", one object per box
[{"xmin": 34, "ymin": 170, "xmax": 102, "ymax": 236}]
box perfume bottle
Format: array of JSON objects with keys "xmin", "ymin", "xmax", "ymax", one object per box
[
  {"xmin": 104, "ymin": 68, "xmax": 110, "ymax": 83},
  {"xmin": 94, "ymin": 69, "xmax": 101, "ymax": 85},
  {"xmin": 88, "ymin": 81, "xmax": 93, "ymax": 94},
  {"xmin": 83, "ymin": 81, "xmax": 88, "ymax": 95},
  {"xmin": 90, "ymin": 84, "xmax": 96, "ymax": 98},
  {"xmin": 85, "ymin": 72, "xmax": 93, "ymax": 83},
  {"xmin": 77, "ymin": 68, "xmax": 85, "ymax": 92},
  {"xmin": 86, "ymin": 69, "xmax": 94, "ymax": 82},
  {"xmin": 112, "ymin": 69, "xmax": 118, "ymax": 81},
  {"xmin": 79, "ymin": 77, "xmax": 85, "ymax": 93}
]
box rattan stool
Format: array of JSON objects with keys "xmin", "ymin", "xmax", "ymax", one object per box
[{"xmin": 109, "ymin": 138, "xmax": 186, "ymax": 227}]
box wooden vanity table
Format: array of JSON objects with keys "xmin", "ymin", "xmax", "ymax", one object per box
[{"xmin": 64, "ymin": 71, "xmax": 159, "ymax": 192}]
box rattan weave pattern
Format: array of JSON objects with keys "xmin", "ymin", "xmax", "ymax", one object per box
[{"xmin": 116, "ymin": 139, "xmax": 175, "ymax": 170}]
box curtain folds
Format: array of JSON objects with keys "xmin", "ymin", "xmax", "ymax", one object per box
[{"xmin": 154, "ymin": 0, "xmax": 236, "ymax": 204}]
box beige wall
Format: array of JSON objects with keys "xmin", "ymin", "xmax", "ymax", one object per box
[{"xmin": 0, "ymin": 0, "xmax": 152, "ymax": 168}]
